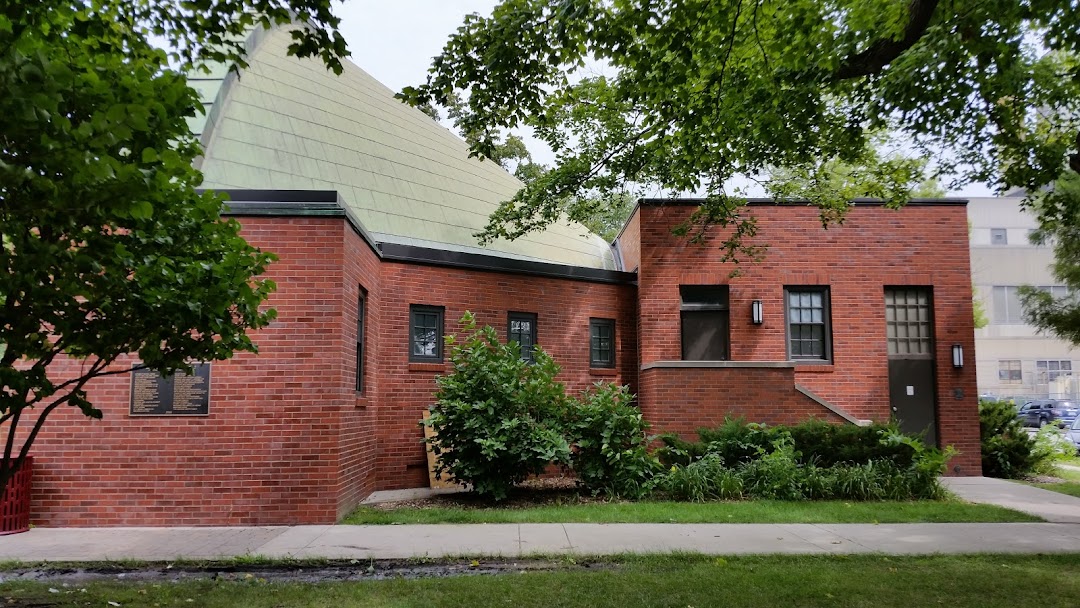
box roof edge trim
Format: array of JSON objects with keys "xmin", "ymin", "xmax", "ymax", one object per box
[
  {"xmin": 380, "ymin": 243, "xmax": 637, "ymax": 285},
  {"xmin": 213, "ymin": 189, "xmax": 637, "ymax": 285}
]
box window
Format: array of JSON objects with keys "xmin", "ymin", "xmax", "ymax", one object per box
[
  {"xmin": 885, "ymin": 288, "xmax": 932, "ymax": 356},
  {"xmin": 992, "ymin": 286, "xmax": 1025, "ymax": 324},
  {"xmin": 356, "ymin": 289, "xmax": 366, "ymax": 392},
  {"xmin": 785, "ymin": 287, "xmax": 831, "ymax": 361},
  {"xmin": 990, "ymin": 228, "xmax": 1008, "ymax": 245},
  {"xmin": 998, "ymin": 360, "xmax": 1022, "ymax": 384},
  {"xmin": 1036, "ymin": 285, "xmax": 1071, "ymax": 300},
  {"xmin": 590, "ymin": 318, "xmax": 616, "ymax": 368},
  {"xmin": 680, "ymin": 285, "xmax": 730, "ymax": 360},
  {"xmin": 409, "ymin": 305, "xmax": 444, "ymax": 362},
  {"xmin": 1036, "ymin": 360, "xmax": 1072, "ymax": 384},
  {"xmin": 508, "ymin": 312, "xmax": 538, "ymax": 362}
]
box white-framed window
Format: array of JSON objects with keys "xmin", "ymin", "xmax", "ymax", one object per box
[{"xmin": 990, "ymin": 228, "xmax": 1008, "ymax": 245}]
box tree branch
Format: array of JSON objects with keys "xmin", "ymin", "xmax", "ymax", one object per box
[{"xmin": 832, "ymin": 0, "xmax": 941, "ymax": 81}]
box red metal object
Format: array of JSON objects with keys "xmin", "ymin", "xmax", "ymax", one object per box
[{"xmin": 1, "ymin": 457, "xmax": 33, "ymax": 535}]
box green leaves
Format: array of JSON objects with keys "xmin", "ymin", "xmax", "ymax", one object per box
[
  {"xmin": 408, "ymin": 0, "xmax": 1080, "ymax": 260},
  {"xmin": 0, "ymin": 0, "xmax": 338, "ymax": 491}
]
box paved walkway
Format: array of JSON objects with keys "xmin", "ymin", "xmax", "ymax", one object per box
[
  {"xmin": 1, "ymin": 477, "xmax": 1078, "ymax": 562},
  {"xmin": 941, "ymin": 476, "xmax": 1080, "ymax": 523}
]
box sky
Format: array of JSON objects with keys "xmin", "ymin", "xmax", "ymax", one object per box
[{"xmin": 333, "ymin": 1, "xmax": 994, "ymax": 197}]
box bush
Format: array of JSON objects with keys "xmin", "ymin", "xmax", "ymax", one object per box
[
  {"xmin": 1030, "ymin": 424, "xmax": 1074, "ymax": 475},
  {"xmin": 565, "ymin": 383, "xmax": 662, "ymax": 498},
  {"xmin": 655, "ymin": 422, "xmax": 953, "ymax": 501},
  {"xmin": 659, "ymin": 454, "xmax": 743, "ymax": 501},
  {"xmin": 787, "ymin": 419, "xmax": 917, "ymax": 468},
  {"xmin": 424, "ymin": 312, "xmax": 570, "ymax": 500},
  {"xmin": 979, "ymin": 399, "xmax": 1037, "ymax": 478}
]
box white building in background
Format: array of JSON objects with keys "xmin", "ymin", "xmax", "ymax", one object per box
[{"xmin": 970, "ymin": 194, "xmax": 1080, "ymax": 401}]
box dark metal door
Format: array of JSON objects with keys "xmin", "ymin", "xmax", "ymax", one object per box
[{"xmin": 885, "ymin": 288, "xmax": 938, "ymax": 446}]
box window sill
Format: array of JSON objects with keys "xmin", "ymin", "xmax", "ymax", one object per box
[
  {"xmin": 795, "ymin": 363, "xmax": 834, "ymax": 373},
  {"xmin": 408, "ymin": 362, "xmax": 445, "ymax": 372},
  {"xmin": 589, "ymin": 367, "xmax": 618, "ymax": 377},
  {"xmin": 355, "ymin": 394, "xmax": 370, "ymax": 409}
]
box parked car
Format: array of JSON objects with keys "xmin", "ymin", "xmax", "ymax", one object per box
[
  {"xmin": 1017, "ymin": 399, "xmax": 1080, "ymax": 428},
  {"xmin": 1067, "ymin": 417, "xmax": 1080, "ymax": 455}
]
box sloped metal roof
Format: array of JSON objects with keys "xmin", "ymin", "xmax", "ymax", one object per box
[{"xmin": 193, "ymin": 27, "xmax": 616, "ymax": 270}]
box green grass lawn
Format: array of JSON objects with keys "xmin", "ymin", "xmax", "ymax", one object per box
[
  {"xmin": 1030, "ymin": 465, "xmax": 1080, "ymax": 498},
  {"xmin": 3, "ymin": 554, "xmax": 1078, "ymax": 607},
  {"xmin": 344, "ymin": 499, "xmax": 1039, "ymax": 525}
]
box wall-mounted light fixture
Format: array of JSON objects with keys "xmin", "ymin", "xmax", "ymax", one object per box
[
  {"xmin": 751, "ymin": 300, "xmax": 764, "ymax": 325},
  {"xmin": 951, "ymin": 344, "xmax": 964, "ymax": 369}
]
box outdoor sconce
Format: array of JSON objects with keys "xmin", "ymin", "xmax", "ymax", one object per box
[
  {"xmin": 751, "ymin": 300, "xmax": 764, "ymax": 325},
  {"xmin": 951, "ymin": 344, "xmax": 964, "ymax": 369}
]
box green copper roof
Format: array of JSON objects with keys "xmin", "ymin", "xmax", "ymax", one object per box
[{"xmin": 194, "ymin": 27, "xmax": 615, "ymax": 270}]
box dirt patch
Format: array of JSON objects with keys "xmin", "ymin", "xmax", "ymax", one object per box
[
  {"xmin": 367, "ymin": 476, "xmax": 618, "ymax": 511},
  {"xmin": 0, "ymin": 558, "xmax": 614, "ymax": 585}
]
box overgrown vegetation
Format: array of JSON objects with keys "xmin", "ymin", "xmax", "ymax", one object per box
[
  {"xmin": 979, "ymin": 399, "xmax": 1072, "ymax": 479},
  {"xmin": 426, "ymin": 315, "xmax": 953, "ymax": 503},
  {"xmin": 655, "ymin": 420, "xmax": 951, "ymax": 501}
]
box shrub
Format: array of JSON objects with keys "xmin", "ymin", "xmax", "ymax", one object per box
[
  {"xmin": 1030, "ymin": 424, "xmax": 1074, "ymax": 475},
  {"xmin": 736, "ymin": 439, "xmax": 805, "ymax": 500},
  {"xmin": 424, "ymin": 312, "xmax": 570, "ymax": 500},
  {"xmin": 979, "ymin": 399, "xmax": 1037, "ymax": 478},
  {"xmin": 787, "ymin": 419, "xmax": 917, "ymax": 468},
  {"xmin": 698, "ymin": 418, "xmax": 783, "ymax": 466},
  {"xmin": 565, "ymin": 383, "xmax": 662, "ymax": 498},
  {"xmin": 655, "ymin": 433, "xmax": 710, "ymax": 468},
  {"xmin": 659, "ymin": 454, "xmax": 743, "ymax": 501},
  {"xmin": 656, "ymin": 423, "xmax": 954, "ymax": 502}
]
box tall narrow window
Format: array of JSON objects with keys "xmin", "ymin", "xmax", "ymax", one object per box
[
  {"xmin": 785, "ymin": 287, "xmax": 831, "ymax": 361},
  {"xmin": 409, "ymin": 305, "xmax": 444, "ymax": 362},
  {"xmin": 680, "ymin": 285, "xmax": 730, "ymax": 360},
  {"xmin": 590, "ymin": 318, "xmax": 616, "ymax": 368},
  {"xmin": 508, "ymin": 312, "xmax": 538, "ymax": 362},
  {"xmin": 356, "ymin": 289, "xmax": 366, "ymax": 392}
]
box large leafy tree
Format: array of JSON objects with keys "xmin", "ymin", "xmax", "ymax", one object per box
[
  {"xmin": 0, "ymin": 1, "xmax": 346, "ymax": 495},
  {"xmin": 401, "ymin": 0, "xmax": 1080, "ymax": 263},
  {"xmin": 1021, "ymin": 171, "xmax": 1080, "ymax": 343}
]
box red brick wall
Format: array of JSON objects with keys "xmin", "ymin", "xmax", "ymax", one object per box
[
  {"xmin": 336, "ymin": 224, "xmax": 382, "ymax": 519},
  {"xmin": 640, "ymin": 365, "xmax": 845, "ymax": 438},
  {"xmin": 23, "ymin": 217, "xmax": 365, "ymax": 526},
  {"xmin": 628, "ymin": 203, "xmax": 981, "ymax": 475},
  {"xmin": 373, "ymin": 261, "xmax": 638, "ymax": 490}
]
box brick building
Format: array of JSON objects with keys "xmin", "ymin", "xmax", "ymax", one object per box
[{"xmin": 20, "ymin": 26, "xmax": 980, "ymax": 527}]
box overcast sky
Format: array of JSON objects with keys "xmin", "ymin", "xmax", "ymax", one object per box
[{"xmin": 334, "ymin": 1, "xmax": 993, "ymax": 197}]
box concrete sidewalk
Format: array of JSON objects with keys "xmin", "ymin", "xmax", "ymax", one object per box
[
  {"xmin": 2, "ymin": 522, "xmax": 1079, "ymax": 562},
  {"xmin": 941, "ymin": 476, "xmax": 1080, "ymax": 523},
  {"xmin": 3, "ymin": 476, "xmax": 1080, "ymax": 562}
]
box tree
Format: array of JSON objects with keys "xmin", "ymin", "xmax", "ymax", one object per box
[
  {"xmin": 0, "ymin": 1, "xmax": 346, "ymax": 496},
  {"xmin": 400, "ymin": 0, "xmax": 1080, "ymax": 262},
  {"xmin": 1021, "ymin": 172, "xmax": 1080, "ymax": 343}
]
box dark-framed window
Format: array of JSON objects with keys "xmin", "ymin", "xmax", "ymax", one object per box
[
  {"xmin": 508, "ymin": 312, "xmax": 538, "ymax": 362},
  {"xmin": 998, "ymin": 360, "xmax": 1022, "ymax": 384},
  {"xmin": 590, "ymin": 318, "xmax": 616, "ymax": 368},
  {"xmin": 409, "ymin": 305, "xmax": 444, "ymax": 362},
  {"xmin": 680, "ymin": 285, "xmax": 730, "ymax": 361},
  {"xmin": 356, "ymin": 288, "xmax": 366, "ymax": 392},
  {"xmin": 785, "ymin": 287, "xmax": 831, "ymax": 361}
]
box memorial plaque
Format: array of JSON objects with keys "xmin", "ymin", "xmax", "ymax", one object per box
[{"xmin": 129, "ymin": 363, "xmax": 211, "ymax": 416}]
